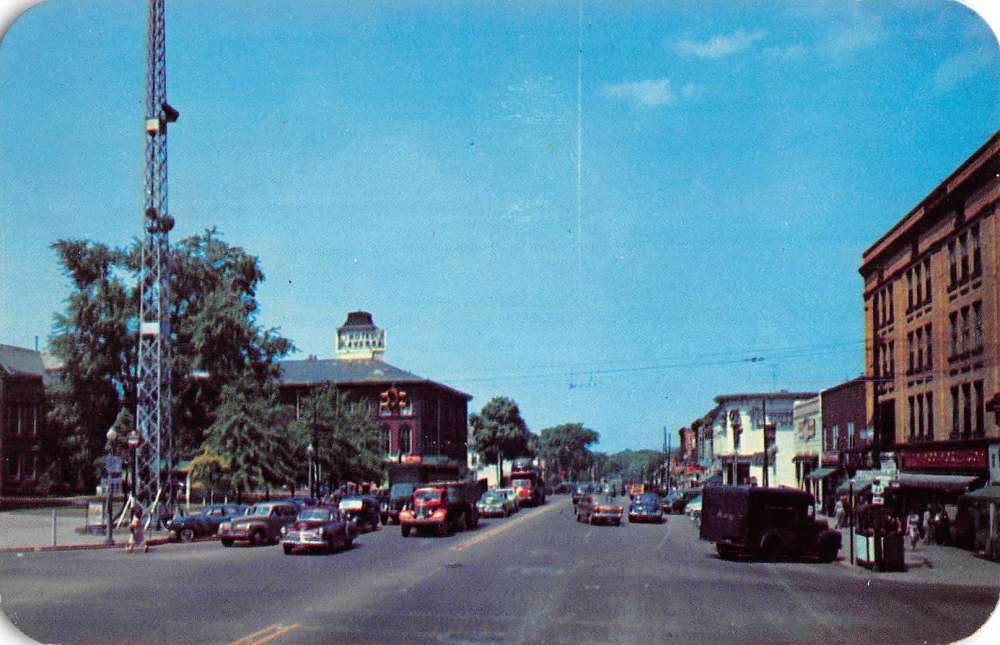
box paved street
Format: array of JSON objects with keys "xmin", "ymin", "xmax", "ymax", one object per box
[{"xmin": 1, "ymin": 497, "xmax": 998, "ymax": 645}]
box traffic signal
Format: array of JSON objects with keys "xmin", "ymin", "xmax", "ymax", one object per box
[
  {"xmin": 379, "ymin": 390, "xmax": 391, "ymax": 413},
  {"xmin": 397, "ymin": 390, "xmax": 408, "ymax": 414}
]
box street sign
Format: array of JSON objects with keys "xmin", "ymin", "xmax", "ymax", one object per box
[{"xmin": 105, "ymin": 455, "xmax": 123, "ymax": 475}]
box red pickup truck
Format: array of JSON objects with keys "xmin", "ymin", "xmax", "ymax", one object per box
[{"xmin": 399, "ymin": 480, "xmax": 483, "ymax": 537}]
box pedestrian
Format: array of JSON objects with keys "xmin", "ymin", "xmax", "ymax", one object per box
[
  {"xmin": 127, "ymin": 508, "xmax": 148, "ymax": 553},
  {"xmin": 834, "ymin": 497, "xmax": 845, "ymax": 529},
  {"xmin": 922, "ymin": 507, "xmax": 932, "ymax": 544},
  {"xmin": 906, "ymin": 512, "xmax": 921, "ymax": 550},
  {"xmin": 938, "ymin": 508, "xmax": 952, "ymax": 546}
]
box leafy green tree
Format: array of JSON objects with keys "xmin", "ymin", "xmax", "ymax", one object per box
[
  {"xmin": 202, "ymin": 376, "xmax": 292, "ymax": 502},
  {"xmin": 188, "ymin": 452, "xmax": 229, "ymax": 503},
  {"xmin": 286, "ymin": 383, "xmax": 384, "ymax": 492},
  {"xmin": 538, "ymin": 423, "xmax": 599, "ymax": 481},
  {"xmin": 46, "ymin": 229, "xmax": 293, "ymax": 492},
  {"xmin": 469, "ymin": 397, "xmax": 532, "ymax": 483}
]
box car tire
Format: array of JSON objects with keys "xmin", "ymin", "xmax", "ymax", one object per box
[
  {"xmin": 401, "ymin": 525, "xmax": 411, "ymax": 538},
  {"xmin": 221, "ymin": 539, "xmax": 233, "ymax": 547},
  {"xmin": 283, "ymin": 545, "xmax": 293, "ymax": 555},
  {"xmin": 179, "ymin": 528, "xmax": 195, "ymax": 543},
  {"xmin": 762, "ymin": 536, "xmax": 781, "ymax": 562},
  {"xmin": 251, "ymin": 530, "xmax": 267, "ymax": 547},
  {"xmin": 437, "ymin": 522, "xmax": 449, "ymax": 538}
]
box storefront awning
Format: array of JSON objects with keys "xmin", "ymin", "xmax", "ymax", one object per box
[
  {"xmin": 960, "ymin": 484, "xmax": 1000, "ymax": 504},
  {"xmin": 836, "ymin": 479, "xmax": 873, "ymax": 495},
  {"xmin": 806, "ymin": 467, "xmax": 839, "ymax": 481},
  {"xmin": 896, "ymin": 473, "xmax": 980, "ymax": 492}
]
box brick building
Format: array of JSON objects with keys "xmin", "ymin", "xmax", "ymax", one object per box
[
  {"xmin": 860, "ymin": 131, "xmax": 1000, "ymax": 497},
  {"xmin": 278, "ymin": 313, "xmax": 472, "ymax": 465},
  {"xmin": 0, "ymin": 345, "xmax": 47, "ymax": 498}
]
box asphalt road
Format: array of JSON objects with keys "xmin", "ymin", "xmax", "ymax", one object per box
[{"xmin": 1, "ymin": 497, "xmax": 997, "ymax": 645}]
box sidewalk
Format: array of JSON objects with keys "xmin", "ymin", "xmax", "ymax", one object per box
[
  {"xmin": 0, "ymin": 506, "xmax": 173, "ymax": 552},
  {"xmin": 818, "ymin": 513, "xmax": 1000, "ymax": 588}
]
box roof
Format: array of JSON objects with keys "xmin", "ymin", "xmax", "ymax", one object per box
[
  {"xmin": 339, "ymin": 311, "xmax": 376, "ymax": 330},
  {"xmin": 0, "ymin": 344, "xmax": 45, "ymax": 378},
  {"xmin": 278, "ymin": 357, "xmax": 472, "ymax": 400},
  {"xmin": 714, "ymin": 392, "xmax": 818, "ymax": 405}
]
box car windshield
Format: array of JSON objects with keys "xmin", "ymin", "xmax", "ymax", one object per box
[
  {"xmin": 596, "ymin": 495, "xmax": 616, "ymax": 505},
  {"xmin": 414, "ymin": 489, "xmax": 441, "ymax": 503},
  {"xmin": 249, "ymin": 506, "xmax": 272, "ymax": 516},
  {"xmin": 636, "ymin": 494, "xmax": 660, "ymax": 505},
  {"xmin": 298, "ymin": 509, "xmax": 331, "ymax": 521},
  {"xmin": 480, "ymin": 493, "xmax": 501, "ymax": 502},
  {"xmin": 340, "ymin": 498, "xmax": 364, "ymax": 510},
  {"xmin": 512, "ymin": 479, "xmax": 532, "ymax": 487}
]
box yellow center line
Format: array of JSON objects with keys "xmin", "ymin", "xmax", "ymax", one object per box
[
  {"xmin": 230, "ymin": 623, "xmax": 283, "ymax": 645},
  {"xmin": 250, "ymin": 623, "xmax": 301, "ymax": 645},
  {"xmin": 452, "ymin": 501, "xmax": 563, "ymax": 552}
]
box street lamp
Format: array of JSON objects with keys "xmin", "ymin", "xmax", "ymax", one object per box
[
  {"xmin": 307, "ymin": 443, "xmax": 315, "ymax": 499},
  {"xmin": 105, "ymin": 427, "xmax": 118, "ymax": 546},
  {"xmin": 127, "ymin": 430, "xmax": 140, "ymax": 504}
]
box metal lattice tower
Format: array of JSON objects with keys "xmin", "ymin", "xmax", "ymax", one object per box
[{"xmin": 136, "ymin": 0, "xmax": 178, "ymax": 519}]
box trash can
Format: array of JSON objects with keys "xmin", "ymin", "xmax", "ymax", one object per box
[{"xmin": 879, "ymin": 532, "xmax": 905, "ymax": 571}]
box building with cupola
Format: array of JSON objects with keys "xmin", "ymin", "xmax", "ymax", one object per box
[{"xmin": 277, "ymin": 312, "xmax": 471, "ymax": 465}]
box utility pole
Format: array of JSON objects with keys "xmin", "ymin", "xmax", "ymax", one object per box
[
  {"xmin": 761, "ymin": 397, "xmax": 769, "ymax": 488},
  {"xmin": 135, "ymin": 0, "xmax": 179, "ymax": 525}
]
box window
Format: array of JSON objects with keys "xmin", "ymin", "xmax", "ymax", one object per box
[
  {"xmin": 926, "ymin": 324, "xmax": 933, "ymax": 369},
  {"xmin": 381, "ymin": 425, "xmax": 391, "ymax": 455},
  {"xmin": 972, "ymin": 225, "xmax": 981, "ymax": 275},
  {"xmin": 948, "ymin": 241, "xmax": 957, "ymax": 286},
  {"xmin": 951, "ymin": 386, "xmax": 960, "ymax": 435},
  {"xmin": 888, "ymin": 286, "xmax": 894, "ymax": 322},
  {"xmin": 908, "ymin": 398, "xmax": 915, "ymax": 438},
  {"xmin": 975, "ymin": 381, "xmax": 985, "ymax": 436},
  {"xmin": 963, "ymin": 383, "xmax": 972, "ymax": 437},
  {"xmin": 917, "ymin": 397, "xmax": 924, "ymax": 438},
  {"xmin": 916, "ymin": 328, "xmax": 923, "ymax": 370},
  {"xmin": 961, "ymin": 306, "xmax": 970, "ymax": 354},
  {"xmin": 924, "ymin": 258, "xmax": 932, "ymax": 303},
  {"xmin": 950, "ymin": 312, "xmax": 959, "ymax": 356},
  {"xmin": 847, "ymin": 422, "xmax": 855, "ymax": 448},
  {"xmin": 907, "ymin": 332, "xmax": 914, "ymax": 372},
  {"xmin": 889, "ymin": 341, "xmax": 895, "ymax": 375},
  {"xmin": 831, "ymin": 425, "xmax": 840, "ymax": 450},
  {"xmin": 914, "ymin": 264, "xmax": 923, "ymax": 305},
  {"xmin": 398, "ymin": 424, "xmax": 412, "ymax": 454},
  {"xmin": 973, "ymin": 301, "xmax": 983, "ymax": 351},
  {"xmin": 960, "ymin": 233, "xmax": 969, "ymax": 281},
  {"xmin": 927, "ymin": 393, "xmax": 934, "ymax": 439},
  {"xmin": 873, "ymin": 292, "xmax": 880, "ymax": 328},
  {"xmin": 907, "ymin": 270, "xmax": 913, "ymax": 310}
]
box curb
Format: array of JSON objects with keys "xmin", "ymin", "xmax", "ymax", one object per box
[{"xmin": 0, "ymin": 534, "xmax": 218, "ymax": 554}]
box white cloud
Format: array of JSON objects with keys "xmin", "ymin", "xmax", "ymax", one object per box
[
  {"xmin": 602, "ymin": 79, "xmax": 675, "ymax": 107},
  {"xmin": 820, "ymin": 15, "xmax": 887, "ymax": 57},
  {"xmin": 932, "ymin": 48, "xmax": 996, "ymax": 93},
  {"xmin": 674, "ymin": 29, "xmax": 765, "ymax": 59}
]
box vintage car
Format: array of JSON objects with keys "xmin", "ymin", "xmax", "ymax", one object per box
[
  {"xmin": 166, "ymin": 504, "xmax": 246, "ymax": 542},
  {"xmin": 576, "ymin": 494, "xmax": 624, "ymax": 526},
  {"xmin": 339, "ymin": 495, "xmax": 381, "ymax": 532},
  {"xmin": 572, "ymin": 482, "xmax": 596, "ymax": 506},
  {"xmin": 280, "ymin": 507, "xmax": 354, "ymax": 554},
  {"xmin": 218, "ymin": 501, "xmax": 299, "ymax": 547},
  {"xmin": 476, "ymin": 491, "xmax": 509, "ymax": 518},
  {"xmin": 628, "ymin": 493, "xmax": 665, "ymax": 524},
  {"xmin": 496, "ymin": 487, "xmax": 520, "ymax": 514}
]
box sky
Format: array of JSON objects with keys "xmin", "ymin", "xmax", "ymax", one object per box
[{"xmin": 1, "ymin": 0, "xmax": 999, "ymax": 454}]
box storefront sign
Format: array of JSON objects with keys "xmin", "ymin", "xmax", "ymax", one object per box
[{"xmin": 901, "ymin": 447, "xmax": 987, "ymax": 471}]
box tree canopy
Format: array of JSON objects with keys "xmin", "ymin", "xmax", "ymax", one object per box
[
  {"xmin": 46, "ymin": 229, "xmax": 293, "ymax": 492},
  {"xmin": 469, "ymin": 396, "xmax": 532, "ymax": 482},
  {"xmin": 538, "ymin": 423, "xmax": 599, "ymax": 481}
]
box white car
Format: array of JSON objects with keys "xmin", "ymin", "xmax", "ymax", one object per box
[{"xmin": 496, "ymin": 487, "xmax": 520, "ymax": 514}]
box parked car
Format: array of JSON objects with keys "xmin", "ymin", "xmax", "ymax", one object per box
[
  {"xmin": 280, "ymin": 507, "xmax": 354, "ymax": 554},
  {"xmin": 477, "ymin": 491, "xmax": 509, "ymax": 518},
  {"xmin": 166, "ymin": 504, "xmax": 245, "ymax": 542},
  {"xmin": 628, "ymin": 493, "xmax": 665, "ymax": 524},
  {"xmin": 670, "ymin": 489, "xmax": 702, "ymax": 514},
  {"xmin": 576, "ymin": 494, "xmax": 624, "ymax": 526},
  {"xmin": 496, "ymin": 487, "xmax": 520, "ymax": 514},
  {"xmin": 339, "ymin": 495, "xmax": 381, "ymax": 532},
  {"xmin": 218, "ymin": 501, "xmax": 299, "ymax": 547}
]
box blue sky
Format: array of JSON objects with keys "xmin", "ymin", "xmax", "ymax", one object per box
[{"xmin": 1, "ymin": 1, "xmax": 998, "ymax": 453}]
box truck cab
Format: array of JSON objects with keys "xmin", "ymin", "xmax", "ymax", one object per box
[{"xmin": 399, "ymin": 480, "xmax": 482, "ymax": 537}]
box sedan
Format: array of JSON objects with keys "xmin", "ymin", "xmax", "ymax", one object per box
[
  {"xmin": 166, "ymin": 504, "xmax": 246, "ymax": 542},
  {"xmin": 496, "ymin": 487, "xmax": 520, "ymax": 514},
  {"xmin": 477, "ymin": 491, "xmax": 509, "ymax": 518},
  {"xmin": 281, "ymin": 507, "xmax": 354, "ymax": 554},
  {"xmin": 576, "ymin": 494, "xmax": 624, "ymax": 526},
  {"xmin": 628, "ymin": 493, "xmax": 665, "ymax": 524},
  {"xmin": 339, "ymin": 496, "xmax": 381, "ymax": 532}
]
